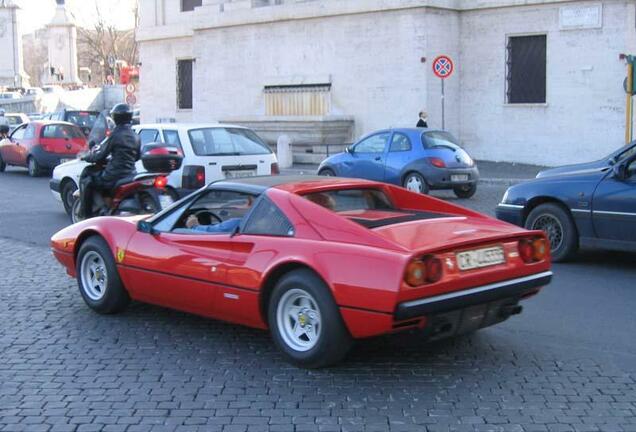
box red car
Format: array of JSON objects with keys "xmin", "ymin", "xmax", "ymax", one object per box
[
  {"xmin": 51, "ymin": 176, "xmax": 552, "ymax": 368},
  {"xmin": 0, "ymin": 121, "xmax": 88, "ymax": 176}
]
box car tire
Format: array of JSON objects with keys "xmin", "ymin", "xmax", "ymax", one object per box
[
  {"xmin": 0, "ymin": 154, "xmax": 5, "ymax": 172},
  {"xmin": 27, "ymin": 157, "xmax": 41, "ymax": 177},
  {"xmin": 70, "ymin": 198, "xmax": 85, "ymax": 223},
  {"xmin": 453, "ymin": 183, "xmax": 477, "ymax": 199},
  {"xmin": 61, "ymin": 180, "xmax": 78, "ymax": 215},
  {"xmin": 268, "ymin": 269, "xmax": 353, "ymax": 368},
  {"xmin": 525, "ymin": 203, "xmax": 578, "ymax": 262},
  {"xmin": 403, "ymin": 172, "xmax": 429, "ymax": 194},
  {"xmin": 319, "ymin": 168, "xmax": 336, "ymax": 176},
  {"xmin": 76, "ymin": 236, "xmax": 130, "ymax": 314}
]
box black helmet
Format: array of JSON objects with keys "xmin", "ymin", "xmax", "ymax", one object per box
[
  {"xmin": 0, "ymin": 125, "xmax": 9, "ymax": 134},
  {"xmin": 110, "ymin": 103, "xmax": 133, "ymax": 125}
]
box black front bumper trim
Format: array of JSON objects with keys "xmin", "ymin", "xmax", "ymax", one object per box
[{"xmin": 395, "ymin": 271, "xmax": 552, "ymax": 320}]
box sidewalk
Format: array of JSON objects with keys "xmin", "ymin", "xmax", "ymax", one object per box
[{"xmin": 280, "ymin": 159, "xmax": 546, "ymax": 185}]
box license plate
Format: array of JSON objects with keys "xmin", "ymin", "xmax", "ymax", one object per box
[
  {"xmin": 225, "ymin": 170, "xmax": 256, "ymax": 179},
  {"xmin": 158, "ymin": 194, "xmax": 174, "ymax": 209},
  {"xmin": 456, "ymin": 246, "xmax": 505, "ymax": 271},
  {"xmin": 451, "ymin": 174, "xmax": 469, "ymax": 182}
]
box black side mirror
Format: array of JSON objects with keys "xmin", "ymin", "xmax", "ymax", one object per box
[
  {"xmin": 137, "ymin": 220, "xmax": 155, "ymax": 234},
  {"xmin": 345, "ymin": 146, "xmax": 353, "ymax": 154},
  {"xmin": 613, "ymin": 163, "xmax": 627, "ymax": 180}
]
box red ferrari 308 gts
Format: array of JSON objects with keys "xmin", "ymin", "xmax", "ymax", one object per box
[{"xmin": 51, "ymin": 176, "xmax": 552, "ymax": 368}]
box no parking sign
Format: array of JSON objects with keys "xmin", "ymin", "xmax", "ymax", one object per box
[
  {"xmin": 432, "ymin": 55, "xmax": 454, "ymax": 79},
  {"xmin": 431, "ymin": 54, "xmax": 455, "ymax": 129}
]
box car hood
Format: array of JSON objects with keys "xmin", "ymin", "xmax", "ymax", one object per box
[
  {"xmin": 536, "ymin": 159, "xmax": 609, "ymax": 178},
  {"xmin": 371, "ymin": 215, "xmax": 529, "ymax": 253}
]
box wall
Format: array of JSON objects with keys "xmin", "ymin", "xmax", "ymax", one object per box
[
  {"xmin": 138, "ymin": 37, "xmax": 194, "ymax": 124},
  {"xmin": 459, "ymin": 1, "xmax": 632, "ymax": 165}
]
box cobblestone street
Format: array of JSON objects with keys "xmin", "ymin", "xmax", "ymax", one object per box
[{"xmin": 1, "ymin": 237, "xmax": 635, "ymax": 432}]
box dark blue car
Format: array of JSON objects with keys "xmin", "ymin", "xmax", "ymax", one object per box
[
  {"xmin": 317, "ymin": 128, "xmax": 480, "ymax": 198},
  {"xmin": 496, "ymin": 142, "xmax": 636, "ymax": 261}
]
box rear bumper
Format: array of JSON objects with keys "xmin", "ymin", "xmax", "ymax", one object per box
[
  {"xmin": 32, "ymin": 147, "xmax": 77, "ymax": 170},
  {"xmin": 395, "ymin": 271, "xmax": 552, "ymax": 321},
  {"xmin": 427, "ymin": 166, "xmax": 480, "ymax": 189}
]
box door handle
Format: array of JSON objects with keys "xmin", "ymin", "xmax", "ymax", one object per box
[{"xmin": 374, "ymin": 156, "xmax": 382, "ymax": 161}]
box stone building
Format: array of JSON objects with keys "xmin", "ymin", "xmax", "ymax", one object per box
[
  {"xmin": 0, "ymin": 0, "xmax": 27, "ymax": 88},
  {"xmin": 137, "ymin": 0, "xmax": 636, "ymax": 166},
  {"xmin": 46, "ymin": 0, "xmax": 80, "ymax": 85}
]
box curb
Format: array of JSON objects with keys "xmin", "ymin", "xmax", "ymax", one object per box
[{"xmin": 280, "ymin": 169, "xmax": 530, "ymax": 187}]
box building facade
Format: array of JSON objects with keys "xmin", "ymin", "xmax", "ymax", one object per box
[
  {"xmin": 46, "ymin": 0, "xmax": 81, "ymax": 85},
  {"xmin": 0, "ymin": 0, "xmax": 27, "ymax": 87},
  {"xmin": 137, "ymin": 0, "xmax": 636, "ymax": 166}
]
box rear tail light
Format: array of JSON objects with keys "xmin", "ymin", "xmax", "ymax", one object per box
[
  {"xmin": 428, "ymin": 157, "xmax": 446, "ymax": 168},
  {"xmin": 105, "ymin": 129, "xmax": 111, "ymax": 137},
  {"xmin": 518, "ymin": 238, "xmax": 548, "ymax": 263},
  {"xmin": 182, "ymin": 165, "xmax": 205, "ymax": 189},
  {"xmin": 153, "ymin": 176, "xmax": 168, "ymax": 188},
  {"xmin": 271, "ymin": 162, "xmax": 280, "ymax": 175},
  {"xmin": 404, "ymin": 255, "xmax": 443, "ymax": 287}
]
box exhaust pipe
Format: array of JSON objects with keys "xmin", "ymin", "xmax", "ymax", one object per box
[{"xmin": 499, "ymin": 304, "xmax": 523, "ymax": 318}]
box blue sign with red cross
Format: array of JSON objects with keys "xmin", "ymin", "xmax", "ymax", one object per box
[{"xmin": 432, "ymin": 55, "xmax": 454, "ymax": 79}]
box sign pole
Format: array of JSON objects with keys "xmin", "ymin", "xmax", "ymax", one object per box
[
  {"xmin": 627, "ymin": 59, "xmax": 634, "ymax": 144},
  {"xmin": 432, "ymin": 55, "xmax": 453, "ymax": 131},
  {"xmin": 441, "ymin": 79, "xmax": 445, "ymax": 130}
]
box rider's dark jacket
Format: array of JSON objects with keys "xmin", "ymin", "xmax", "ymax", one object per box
[{"xmin": 84, "ymin": 123, "xmax": 141, "ymax": 184}]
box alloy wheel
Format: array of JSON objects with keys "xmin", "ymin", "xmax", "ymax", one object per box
[
  {"xmin": 531, "ymin": 214, "xmax": 564, "ymax": 251},
  {"xmin": 276, "ymin": 288, "xmax": 322, "ymax": 352},
  {"xmin": 80, "ymin": 251, "xmax": 108, "ymax": 301}
]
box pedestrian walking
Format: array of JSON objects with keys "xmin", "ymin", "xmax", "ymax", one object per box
[{"xmin": 416, "ymin": 111, "xmax": 428, "ymax": 128}]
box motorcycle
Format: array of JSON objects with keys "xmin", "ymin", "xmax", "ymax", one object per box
[{"xmin": 71, "ymin": 142, "xmax": 183, "ymax": 223}]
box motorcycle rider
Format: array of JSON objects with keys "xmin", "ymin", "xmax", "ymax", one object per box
[{"xmin": 78, "ymin": 103, "xmax": 140, "ymax": 218}]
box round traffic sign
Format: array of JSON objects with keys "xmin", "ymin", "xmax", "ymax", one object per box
[
  {"xmin": 432, "ymin": 55, "xmax": 454, "ymax": 79},
  {"xmin": 125, "ymin": 83, "xmax": 136, "ymax": 94},
  {"xmin": 125, "ymin": 94, "xmax": 137, "ymax": 105}
]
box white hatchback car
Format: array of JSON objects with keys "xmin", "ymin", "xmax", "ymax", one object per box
[{"xmin": 50, "ymin": 123, "xmax": 279, "ymax": 214}]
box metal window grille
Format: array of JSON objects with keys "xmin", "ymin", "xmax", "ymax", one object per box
[
  {"xmin": 264, "ymin": 84, "xmax": 331, "ymax": 116},
  {"xmin": 181, "ymin": 0, "xmax": 202, "ymax": 12},
  {"xmin": 177, "ymin": 59, "xmax": 193, "ymax": 110},
  {"xmin": 506, "ymin": 35, "xmax": 546, "ymax": 104}
]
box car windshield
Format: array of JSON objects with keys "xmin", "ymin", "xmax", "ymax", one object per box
[
  {"xmin": 188, "ymin": 127, "xmax": 271, "ymax": 156},
  {"xmin": 422, "ymin": 131, "xmax": 461, "ymax": 150},
  {"xmin": 65, "ymin": 112, "xmax": 98, "ymax": 128}
]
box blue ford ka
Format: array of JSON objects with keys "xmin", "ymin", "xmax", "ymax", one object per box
[
  {"xmin": 496, "ymin": 142, "xmax": 636, "ymax": 262},
  {"xmin": 317, "ymin": 128, "xmax": 480, "ymax": 198}
]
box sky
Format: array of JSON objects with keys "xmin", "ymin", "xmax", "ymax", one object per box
[{"xmin": 17, "ymin": 0, "xmax": 137, "ymax": 34}]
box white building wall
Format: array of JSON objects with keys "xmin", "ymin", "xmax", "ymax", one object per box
[
  {"xmin": 192, "ymin": 7, "xmax": 437, "ymax": 141},
  {"xmin": 138, "ymin": 37, "xmax": 194, "ymax": 123},
  {"xmin": 459, "ymin": 0, "xmax": 632, "ymax": 165},
  {"xmin": 137, "ymin": 0, "xmax": 635, "ymax": 165}
]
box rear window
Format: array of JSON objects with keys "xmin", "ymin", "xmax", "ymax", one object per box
[
  {"xmin": 41, "ymin": 124, "xmax": 84, "ymax": 139},
  {"xmin": 64, "ymin": 111, "xmax": 98, "ymax": 129},
  {"xmin": 422, "ymin": 131, "xmax": 461, "ymax": 150},
  {"xmin": 303, "ymin": 189, "xmax": 394, "ymax": 213},
  {"xmin": 188, "ymin": 127, "xmax": 271, "ymax": 156},
  {"xmin": 6, "ymin": 116, "xmax": 23, "ymax": 126},
  {"xmin": 303, "ymin": 188, "xmax": 451, "ymax": 228}
]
